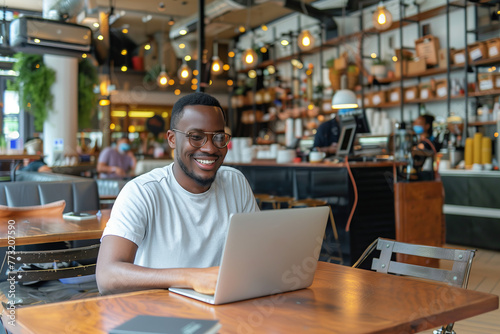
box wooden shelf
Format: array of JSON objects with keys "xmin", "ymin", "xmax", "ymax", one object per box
[
  {"xmin": 237, "ymin": 2, "xmax": 468, "ymax": 74},
  {"xmin": 468, "ymin": 120, "xmax": 496, "ymax": 126},
  {"xmin": 365, "ymin": 94, "xmax": 465, "ymax": 108},
  {"xmin": 469, "ymin": 89, "xmax": 500, "ymax": 97}
]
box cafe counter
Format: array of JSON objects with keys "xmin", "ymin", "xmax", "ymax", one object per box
[
  {"xmin": 225, "ymin": 159, "xmax": 400, "ymax": 264},
  {"xmin": 440, "ymin": 169, "xmax": 500, "ymax": 251}
]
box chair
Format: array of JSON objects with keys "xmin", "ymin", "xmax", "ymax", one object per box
[
  {"xmin": 258, "ymin": 195, "xmax": 295, "ymax": 210},
  {"xmin": 0, "ymin": 199, "xmax": 66, "ymax": 218},
  {"xmin": 0, "ymin": 244, "xmax": 100, "ymax": 312},
  {"xmin": 290, "ymin": 199, "xmax": 343, "ymax": 264},
  {"xmin": 352, "ymin": 238, "xmax": 476, "ymax": 334}
]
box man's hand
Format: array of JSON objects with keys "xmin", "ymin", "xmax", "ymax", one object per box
[
  {"xmin": 327, "ymin": 142, "xmax": 338, "ymax": 155},
  {"xmin": 190, "ymin": 267, "xmax": 219, "ymax": 294}
]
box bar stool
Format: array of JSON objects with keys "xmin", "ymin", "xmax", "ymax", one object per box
[{"xmin": 290, "ymin": 199, "xmax": 343, "ymax": 264}]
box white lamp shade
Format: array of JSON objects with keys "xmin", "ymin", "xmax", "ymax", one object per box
[{"xmin": 331, "ymin": 89, "xmax": 359, "ymax": 109}]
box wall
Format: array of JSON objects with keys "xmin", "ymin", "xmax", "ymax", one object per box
[{"xmin": 234, "ymin": 0, "xmax": 480, "ymax": 128}]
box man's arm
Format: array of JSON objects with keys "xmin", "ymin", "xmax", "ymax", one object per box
[
  {"xmin": 96, "ymin": 161, "xmax": 127, "ymax": 176},
  {"xmin": 96, "ymin": 235, "xmax": 218, "ymax": 295}
]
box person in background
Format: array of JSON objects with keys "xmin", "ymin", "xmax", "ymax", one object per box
[
  {"xmin": 96, "ymin": 92, "xmax": 258, "ymax": 295},
  {"xmin": 313, "ymin": 114, "xmax": 340, "ymax": 156},
  {"xmin": 97, "ymin": 136, "xmax": 137, "ymax": 179},
  {"xmin": 21, "ymin": 138, "xmax": 52, "ymax": 173},
  {"xmin": 413, "ymin": 114, "xmax": 441, "ymax": 152}
]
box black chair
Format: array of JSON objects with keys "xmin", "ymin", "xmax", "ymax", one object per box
[
  {"xmin": 352, "ymin": 238, "xmax": 476, "ymax": 334},
  {"xmin": 0, "ymin": 244, "xmax": 100, "ymax": 311}
]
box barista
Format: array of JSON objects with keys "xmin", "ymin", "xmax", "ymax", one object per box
[
  {"xmin": 413, "ymin": 114, "xmax": 441, "ymax": 153},
  {"xmin": 313, "ymin": 115, "xmax": 340, "ymax": 156}
]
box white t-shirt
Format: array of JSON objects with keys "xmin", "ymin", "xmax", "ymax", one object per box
[{"xmin": 101, "ymin": 163, "xmax": 258, "ymax": 269}]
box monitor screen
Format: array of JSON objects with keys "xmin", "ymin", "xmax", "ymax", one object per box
[{"xmin": 336, "ymin": 123, "xmax": 357, "ymax": 157}]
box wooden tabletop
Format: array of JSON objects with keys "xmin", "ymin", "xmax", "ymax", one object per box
[
  {"xmin": 0, "ymin": 209, "xmax": 110, "ymax": 247},
  {"xmin": 4, "ymin": 262, "xmax": 498, "ymax": 334},
  {"xmin": 0, "ymin": 154, "xmax": 41, "ymax": 161}
]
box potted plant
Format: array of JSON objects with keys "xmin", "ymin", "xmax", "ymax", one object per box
[
  {"xmin": 346, "ymin": 64, "xmax": 360, "ymax": 90},
  {"xmin": 370, "ymin": 58, "xmax": 388, "ymax": 79},
  {"xmin": 326, "ymin": 58, "xmax": 341, "ymax": 91}
]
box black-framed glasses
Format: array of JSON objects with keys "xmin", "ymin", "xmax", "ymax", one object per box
[{"xmin": 172, "ymin": 129, "xmax": 232, "ymax": 149}]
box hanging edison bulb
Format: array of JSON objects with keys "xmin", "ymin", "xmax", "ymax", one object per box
[
  {"xmin": 157, "ymin": 66, "xmax": 169, "ymax": 87},
  {"xmin": 211, "ymin": 56, "xmax": 224, "ymax": 75},
  {"xmin": 373, "ymin": 2, "xmax": 393, "ymax": 31},
  {"xmin": 177, "ymin": 63, "xmax": 192, "ymax": 81},
  {"xmin": 298, "ymin": 30, "xmax": 315, "ymax": 51},
  {"xmin": 242, "ymin": 48, "xmax": 258, "ymax": 67}
]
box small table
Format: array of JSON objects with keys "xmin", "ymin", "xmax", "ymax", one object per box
[
  {"xmin": 3, "ymin": 262, "xmax": 498, "ymax": 334},
  {"xmin": 0, "ymin": 209, "xmax": 110, "ymax": 247}
]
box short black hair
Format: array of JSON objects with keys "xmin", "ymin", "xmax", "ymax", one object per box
[
  {"xmin": 420, "ymin": 114, "xmax": 435, "ymax": 136},
  {"xmin": 170, "ymin": 92, "xmax": 224, "ymax": 129}
]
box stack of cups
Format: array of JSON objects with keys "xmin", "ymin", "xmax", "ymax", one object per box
[{"xmin": 464, "ymin": 133, "xmax": 492, "ymax": 170}]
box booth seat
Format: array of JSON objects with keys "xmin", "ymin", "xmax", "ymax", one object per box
[{"xmin": 0, "ymin": 171, "xmax": 100, "ymax": 212}]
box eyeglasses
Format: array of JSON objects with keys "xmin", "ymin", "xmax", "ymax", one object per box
[{"xmin": 172, "ymin": 129, "xmax": 232, "ymax": 149}]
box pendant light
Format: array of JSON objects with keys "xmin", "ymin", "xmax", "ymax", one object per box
[
  {"xmin": 298, "ymin": 30, "xmax": 315, "ymax": 52},
  {"xmin": 332, "ymin": 75, "xmax": 358, "ymax": 109},
  {"xmin": 242, "ymin": 48, "xmax": 258, "ymax": 68},
  {"xmin": 156, "ymin": 19, "xmax": 169, "ymax": 87},
  {"xmin": 178, "ymin": 62, "xmax": 192, "ymax": 81},
  {"xmin": 157, "ymin": 65, "xmax": 169, "ymax": 87},
  {"xmin": 373, "ymin": 1, "xmax": 393, "ymax": 31},
  {"xmin": 211, "ymin": 42, "xmax": 223, "ymax": 75}
]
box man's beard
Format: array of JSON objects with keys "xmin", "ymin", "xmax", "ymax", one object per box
[{"xmin": 176, "ymin": 152, "xmax": 216, "ymax": 188}]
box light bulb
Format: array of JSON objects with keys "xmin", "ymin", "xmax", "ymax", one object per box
[
  {"xmin": 372, "ymin": 2, "xmax": 393, "ymax": 31},
  {"xmin": 298, "ymin": 30, "xmax": 315, "ymax": 51},
  {"xmin": 242, "ymin": 48, "xmax": 258, "ymax": 67},
  {"xmin": 157, "ymin": 71, "xmax": 169, "ymax": 87},
  {"xmin": 177, "ymin": 64, "xmax": 192, "ymax": 81},
  {"xmin": 211, "ymin": 56, "xmax": 223, "ymax": 75}
]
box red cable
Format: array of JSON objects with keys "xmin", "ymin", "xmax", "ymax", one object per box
[{"xmin": 344, "ymin": 156, "xmax": 358, "ymax": 232}]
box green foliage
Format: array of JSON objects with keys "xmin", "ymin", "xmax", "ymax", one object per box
[
  {"xmin": 326, "ymin": 58, "xmax": 335, "ymax": 68},
  {"xmin": 11, "ymin": 53, "xmax": 56, "ymax": 131},
  {"xmin": 78, "ymin": 59, "xmax": 99, "ymax": 129},
  {"xmin": 372, "ymin": 58, "xmax": 388, "ymax": 66}
]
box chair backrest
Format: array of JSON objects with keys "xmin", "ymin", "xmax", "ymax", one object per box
[
  {"xmin": 0, "ymin": 200, "xmax": 66, "ymax": 219},
  {"xmin": 353, "ymin": 238, "xmax": 476, "ymax": 288},
  {"xmin": 6, "ymin": 244, "xmax": 100, "ymax": 283}
]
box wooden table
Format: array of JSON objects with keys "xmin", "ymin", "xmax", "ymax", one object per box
[
  {"xmin": 4, "ymin": 262, "xmax": 498, "ymax": 334},
  {"xmin": 0, "ymin": 209, "xmax": 110, "ymax": 247}
]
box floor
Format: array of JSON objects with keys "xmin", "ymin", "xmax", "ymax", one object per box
[{"xmin": 412, "ymin": 245, "xmax": 500, "ymax": 334}]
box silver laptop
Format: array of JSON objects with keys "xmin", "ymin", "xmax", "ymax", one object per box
[{"xmin": 169, "ymin": 206, "xmax": 329, "ymax": 305}]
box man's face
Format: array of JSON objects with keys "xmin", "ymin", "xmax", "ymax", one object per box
[{"xmin": 167, "ymin": 105, "xmax": 227, "ymax": 193}]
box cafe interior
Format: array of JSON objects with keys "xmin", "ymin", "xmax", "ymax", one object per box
[{"xmin": 0, "ymin": 0, "xmax": 498, "ymax": 332}]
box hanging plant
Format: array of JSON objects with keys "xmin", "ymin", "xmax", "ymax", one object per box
[
  {"xmin": 11, "ymin": 53, "xmax": 56, "ymax": 131},
  {"xmin": 78, "ymin": 59, "xmax": 99, "ymax": 129}
]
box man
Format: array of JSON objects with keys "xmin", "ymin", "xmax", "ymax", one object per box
[
  {"xmin": 97, "ymin": 137, "xmax": 137, "ymax": 179},
  {"xmin": 21, "ymin": 138, "xmax": 52, "ymax": 173},
  {"xmin": 313, "ymin": 115, "xmax": 340, "ymax": 156},
  {"xmin": 96, "ymin": 93, "xmax": 259, "ymax": 295}
]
